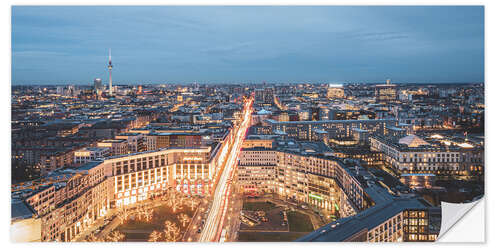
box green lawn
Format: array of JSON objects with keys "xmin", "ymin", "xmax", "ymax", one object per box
[
  {"xmin": 238, "ymin": 232, "xmax": 309, "ymax": 242},
  {"xmin": 286, "ymin": 211, "xmax": 314, "ymax": 232},
  {"xmin": 242, "ymin": 201, "xmax": 276, "ymax": 211}
]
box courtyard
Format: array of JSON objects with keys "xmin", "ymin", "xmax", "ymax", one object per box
[{"xmin": 238, "ymin": 200, "xmax": 315, "ymax": 242}]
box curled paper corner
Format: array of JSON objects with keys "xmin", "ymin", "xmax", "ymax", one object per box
[{"xmin": 437, "ymin": 197, "xmax": 484, "ymax": 242}]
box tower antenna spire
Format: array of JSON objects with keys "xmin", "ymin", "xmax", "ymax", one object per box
[{"xmin": 108, "ymin": 49, "xmax": 113, "ymax": 96}]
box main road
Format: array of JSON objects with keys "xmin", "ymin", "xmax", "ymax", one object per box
[{"xmin": 199, "ymin": 97, "xmax": 253, "ymax": 242}]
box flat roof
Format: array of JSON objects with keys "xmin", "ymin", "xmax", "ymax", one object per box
[
  {"xmin": 265, "ymin": 119, "xmax": 396, "ymax": 125},
  {"xmin": 401, "ymin": 173, "xmax": 436, "ymax": 177},
  {"xmin": 11, "ymin": 199, "xmax": 35, "ymax": 220},
  {"xmin": 105, "ymin": 146, "xmax": 211, "ymax": 160},
  {"xmin": 148, "ymin": 132, "xmax": 205, "ymax": 136},
  {"xmin": 77, "ymin": 161, "xmax": 103, "ymax": 171}
]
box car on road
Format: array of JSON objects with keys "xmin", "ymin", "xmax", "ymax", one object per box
[
  {"xmin": 197, "ymin": 228, "xmax": 202, "ymax": 233},
  {"xmin": 301, "ymin": 205, "xmax": 308, "ymax": 209}
]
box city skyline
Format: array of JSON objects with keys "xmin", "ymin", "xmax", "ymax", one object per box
[{"xmin": 12, "ymin": 6, "xmax": 484, "ymax": 85}]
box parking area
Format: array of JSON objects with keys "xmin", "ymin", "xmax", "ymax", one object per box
[{"xmin": 240, "ymin": 205, "xmax": 289, "ymax": 232}]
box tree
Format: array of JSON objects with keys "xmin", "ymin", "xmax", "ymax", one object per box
[
  {"xmin": 163, "ymin": 220, "xmax": 181, "ymax": 242},
  {"xmin": 188, "ymin": 197, "xmax": 199, "ymax": 211},
  {"xmin": 85, "ymin": 233, "xmax": 102, "ymax": 242},
  {"xmin": 178, "ymin": 213, "xmax": 190, "ymax": 228},
  {"xmin": 106, "ymin": 231, "xmax": 125, "ymax": 242},
  {"xmin": 118, "ymin": 208, "xmax": 130, "ymax": 223},
  {"xmin": 148, "ymin": 230, "xmax": 162, "ymax": 242},
  {"xmin": 144, "ymin": 208, "xmax": 154, "ymax": 222},
  {"xmin": 167, "ymin": 195, "xmax": 183, "ymax": 213},
  {"xmin": 136, "ymin": 205, "xmax": 152, "ymax": 222}
]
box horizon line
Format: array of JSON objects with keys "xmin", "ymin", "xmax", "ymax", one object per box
[{"xmin": 11, "ymin": 81, "xmax": 484, "ymax": 86}]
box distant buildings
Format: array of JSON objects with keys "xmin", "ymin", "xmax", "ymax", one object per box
[
  {"xmin": 254, "ymin": 87, "xmax": 274, "ymax": 105},
  {"xmin": 93, "ymin": 78, "xmax": 102, "ymax": 91},
  {"xmin": 264, "ymin": 118, "xmax": 397, "ymax": 141},
  {"xmin": 96, "ymin": 139, "xmax": 128, "ymax": 156},
  {"xmin": 74, "ymin": 147, "xmax": 110, "ymax": 165},
  {"xmin": 115, "ymin": 133, "xmax": 146, "ymax": 153},
  {"xmin": 327, "ymin": 84, "xmax": 344, "ymax": 99},
  {"xmin": 370, "ymin": 134, "xmax": 483, "ymax": 177},
  {"xmin": 374, "ymin": 79, "xmax": 397, "ymax": 103}
]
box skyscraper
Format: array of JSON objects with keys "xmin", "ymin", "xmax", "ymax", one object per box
[
  {"xmin": 94, "ymin": 78, "xmax": 102, "ymax": 90},
  {"xmin": 107, "ymin": 49, "xmax": 113, "ymax": 96}
]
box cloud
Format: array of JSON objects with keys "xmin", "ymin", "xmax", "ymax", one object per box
[
  {"xmin": 12, "ymin": 50, "xmax": 68, "ymax": 57},
  {"xmin": 337, "ymin": 31, "xmax": 410, "ymax": 41},
  {"xmin": 11, "ymin": 6, "xmax": 484, "ymax": 84},
  {"xmin": 200, "ymin": 41, "xmax": 255, "ymax": 54}
]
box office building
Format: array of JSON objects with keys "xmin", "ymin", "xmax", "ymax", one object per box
[
  {"xmin": 93, "ymin": 78, "xmax": 102, "ymax": 91},
  {"xmin": 375, "ymin": 79, "xmax": 397, "ymax": 103}
]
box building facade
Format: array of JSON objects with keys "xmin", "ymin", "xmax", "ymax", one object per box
[
  {"xmin": 11, "ymin": 145, "xmax": 222, "ymax": 242},
  {"xmin": 264, "ymin": 119, "xmax": 397, "ymax": 141}
]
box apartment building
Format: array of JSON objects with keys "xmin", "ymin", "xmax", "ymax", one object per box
[
  {"xmin": 237, "ymin": 140, "xmax": 367, "ymax": 218},
  {"xmin": 238, "ymin": 139, "xmax": 439, "ymax": 242},
  {"xmin": 145, "ymin": 132, "xmax": 203, "ymax": 151},
  {"xmin": 39, "ymin": 149, "xmax": 75, "ymax": 175},
  {"xmin": 370, "ymin": 135, "xmax": 462, "ymax": 175},
  {"xmin": 264, "ymin": 119, "xmax": 397, "ymax": 141},
  {"xmin": 96, "ymin": 139, "xmax": 128, "ymax": 156},
  {"xmin": 74, "ymin": 147, "xmax": 110, "ymax": 165},
  {"xmin": 238, "ymin": 148, "xmax": 276, "ymax": 193},
  {"xmin": 11, "ymin": 145, "xmax": 221, "ymax": 242},
  {"xmin": 115, "ymin": 133, "xmax": 145, "ymax": 153},
  {"xmin": 241, "ymin": 135, "xmax": 275, "ymax": 149},
  {"xmin": 106, "ymin": 147, "xmax": 213, "ymax": 206}
]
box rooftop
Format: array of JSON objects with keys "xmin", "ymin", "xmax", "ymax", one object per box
[
  {"xmin": 11, "ymin": 199, "xmax": 35, "ymax": 220},
  {"xmin": 297, "ymin": 196, "xmax": 430, "ymax": 242},
  {"xmin": 265, "ymin": 118, "xmax": 396, "ymax": 125},
  {"xmin": 398, "ymin": 135, "xmax": 430, "ymax": 147}
]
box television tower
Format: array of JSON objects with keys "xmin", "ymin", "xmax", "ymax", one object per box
[{"xmin": 108, "ymin": 49, "xmax": 113, "ymax": 96}]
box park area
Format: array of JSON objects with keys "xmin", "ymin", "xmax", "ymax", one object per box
[{"xmin": 84, "ymin": 190, "xmax": 202, "ymax": 242}]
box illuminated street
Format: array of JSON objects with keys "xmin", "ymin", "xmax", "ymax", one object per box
[{"xmin": 199, "ymin": 98, "xmax": 253, "ymax": 242}]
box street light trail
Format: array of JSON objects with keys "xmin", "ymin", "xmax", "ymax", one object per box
[{"xmin": 199, "ymin": 98, "xmax": 253, "ymax": 242}]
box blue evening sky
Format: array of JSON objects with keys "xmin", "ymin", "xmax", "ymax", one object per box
[{"xmin": 12, "ymin": 6, "xmax": 484, "ymax": 85}]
